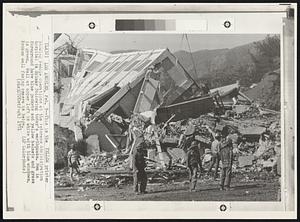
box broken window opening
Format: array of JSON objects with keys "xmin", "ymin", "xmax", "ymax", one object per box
[
  {"xmin": 161, "ymin": 57, "xmax": 174, "ymax": 71},
  {"xmin": 90, "ymin": 88, "xmax": 120, "ymax": 111},
  {"xmin": 113, "ymin": 106, "xmax": 128, "ymax": 119},
  {"xmin": 68, "ymin": 65, "xmax": 74, "ymax": 77}
]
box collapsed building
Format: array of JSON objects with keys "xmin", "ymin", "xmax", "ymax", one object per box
[
  {"xmin": 54, "ymin": 47, "xmax": 281, "ymax": 189},
  {"xmin": 57, "ymin": 48, "xmax": 223, "ymax": 154}
]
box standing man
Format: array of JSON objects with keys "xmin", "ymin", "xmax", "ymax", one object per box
[
  {"xmin": 207, "ymin": 131, "xmax": 222, "ymax": 180},
  {"xmin": 132, "ymin": 141, "xmax": 148, "ymax": 195},
  {"xmin": 179, "ymin": 120, "xmax": 196, "ymax": 152},
  {"xmin": 186, "ymin": 141, "xmax": 202, "ymax": 192},
  {"xmin": 219, "ymin": 128, "xmax": 234, "ymax": 191},
  {"xmin": 67, "ymin": 144, "xmax": 81, "ymax": 182}
]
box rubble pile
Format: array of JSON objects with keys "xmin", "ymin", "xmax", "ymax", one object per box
[
  {"xmin": 54, "ymin": 167, "xmax": 189, "ymax": 188},
  {"xmin": 55, "ymin": 96, "xmax": 281, "ymax": 189},
  {"xmin": 79, "ymin": 153, "xmax": 131, "ymax": 171}
]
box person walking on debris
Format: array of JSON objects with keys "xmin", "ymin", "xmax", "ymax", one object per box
[
  {"xmin": 207, "ymin": 131, "xmax": 222, "ymax": 180},
  {"xmin": 67, "ymin": 144, "xmax": 81, "ymax": 182},
  {"xmin": 219, "ymin": 128, "xmax": 234, "ymax": 191},
  {"xmin": 186, "ymin": 141, "xmax": 202, "ymax": 192},
  {"xmin": 179, "ymin": 120, "xmax": 196, "ymax": 152},
  {"xmin": 132, "ymin": 141, "xmax": 148, "ymax": 195}
]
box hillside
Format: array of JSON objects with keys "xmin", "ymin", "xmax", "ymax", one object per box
[
  {"xmin": 243, "ymin": 70, "xmax": 280, "ymax": 111},
  {"xmin": 174, "ymin": 35, "xmax": 280, "ymax": 89},
  {"xmin": 174, "ymin": 35, "xmax": 280, "ymax": 110}
]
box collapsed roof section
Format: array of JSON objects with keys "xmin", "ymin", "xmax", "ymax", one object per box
[
  {"xmin": 60, "ymin": 48, "xmax": 204, "ymax": 151},
  {"xmin": 62, "ymin": 48, "xmax": 202, "ymax": 120}
]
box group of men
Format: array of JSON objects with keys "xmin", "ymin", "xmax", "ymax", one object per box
[
  {"xmin": 66, "ymin": 123, "xmax": 234, "ymax": 195},
  {"xmin": 131, "ymin": 124, "xmax": 234, "ymax": 194},
  {"xmin": 187, "ymin": 126, "xmax": 234, "ymax": 192}
]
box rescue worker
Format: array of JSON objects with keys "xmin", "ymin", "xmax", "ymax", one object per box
[
  {"xmin": 132, "ymin": 141, "xmax": 148, "ymax": 194},
  {"xmin": 207, "ymin": 131, "xmax": 222, "ymax": 180},
  {"xmin": 186, "ymin": 141, "xmax": 202, "ymax": 192},
  {"xmin": 219, "ymin": 128, "xmax": 234, "ymax": 191},
  {"xmin": 67, "ymin": 144, "xmax": 81, "ymax": 182},
  {"xmin": 179, "ymin": 121, "xmax": 196, "ymax": 152}
]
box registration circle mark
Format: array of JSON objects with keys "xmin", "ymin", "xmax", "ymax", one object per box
[
  {"xmin": 220, "ymin": 204, "xmax": 227, "ymax": 211},
  {"xmin": 89, "ymin": 22, "xmax": 96, "ymax": 29},
  {"xmin": 223, "ymin": 21, "xmax": 231, "ymax": 28},
  {"xmin": 94, "ymin": 203, "xmax": 101, "ymax": 211}
]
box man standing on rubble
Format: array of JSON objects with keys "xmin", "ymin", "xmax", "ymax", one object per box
[
  {"xmin": 207, "ymin": 131, "xmax": 222, "ymax": 180},
  {"xmin": 179, "ymin": 120, "xmax": 196, "ymax": 152},
  {"xmin": 132, "ymin": 141, "xmax": 148, "ymax": 195},
  {"xmin": 67, "ymin": 144, "xmax": 81, "ymax": 182},
  {"xmin": 186, "ymin": 141, "xmax": 202, "ymax": 192},
  {"xmin": 219, "ymin": 128, "xmax": 234, "ymax": 191}
]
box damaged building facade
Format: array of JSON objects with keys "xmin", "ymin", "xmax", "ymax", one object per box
[{"xmin": 58, "ymin": 48, "xmax": 213, "ymax": 153}]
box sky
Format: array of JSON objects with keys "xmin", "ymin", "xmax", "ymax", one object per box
[{"xmin": 64, "ymin": 33, "xmax": 267, "ymax": 54}]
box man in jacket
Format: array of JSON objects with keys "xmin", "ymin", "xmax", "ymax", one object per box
[
  {"xmin": 132, "ymin": 141, "xmax": 147, "ymax": 194},
  {"xmin": 67, "ymin": 144, "xmax": 81, "ymax": 182},
  {"xmin": 186, "ymin": 141, "xmax": 202, "ymax": 192},
  {"xmin": 207, "ymin": 131, "xmax": 222, "ymax": 180},
  {"xmin": 219, "ymin": 129, "xmax": 234, "ymax": 191}
]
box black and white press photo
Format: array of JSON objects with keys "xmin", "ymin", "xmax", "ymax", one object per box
[{"xmin": 53, "ymin": 33, "xmax": 281, "ymax": 201}]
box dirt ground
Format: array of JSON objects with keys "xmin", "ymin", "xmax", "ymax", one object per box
[{"xmin": 55, "ymin": 174, "xmax": 280, "ymax": 201}]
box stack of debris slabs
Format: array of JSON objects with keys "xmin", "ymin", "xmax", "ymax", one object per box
[
  {"xmin": 79, "ymin": 152, "xmax": 131, "ymax": 171},
  {"xmin": 54, "ymin": 101, "xmax": 280, "ymax": 188}
]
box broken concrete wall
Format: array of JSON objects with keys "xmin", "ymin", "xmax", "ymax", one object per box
[
  {"xmin": 85, "ymin": 121, "xmax": 118, "ymax": 152},
  {"xmin": 117, "ymin": 81, "xmax": 143, "ymax": 118},
  {"xmin": 86, "ymin": 135, "xmax": 101, "ymax": 155}
]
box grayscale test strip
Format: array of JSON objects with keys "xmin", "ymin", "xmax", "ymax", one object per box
[{"xmin": 115, "ymin": 19, "xmax": 176, "ymax": 31}]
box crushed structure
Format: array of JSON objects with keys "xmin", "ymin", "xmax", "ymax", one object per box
[
  {"xmin": 57, "ymin": 48, "xmax": 221, "ymax": 153},
  {"xmin": 54, "ymin": 46, "xmax": 281, "ymax": 190}
]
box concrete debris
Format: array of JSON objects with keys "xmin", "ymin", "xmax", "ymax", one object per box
[
  {"xmin": 238, "ymin": 155, "xmax": 255, "ymax": 168},
  {"xmin": 86, "ymin": 135, "xmax": 100, "ymax": 156},
  {"xmin": 262, "ymin": 157, "xmax": 277, "ymax": 168},
  {"xmin": 55, "ymin": 80, "xmax": 281, "ymax": 190},
  {"xmin": 233, "ymin": 105, "xmax": 250, "ymax": 114}
]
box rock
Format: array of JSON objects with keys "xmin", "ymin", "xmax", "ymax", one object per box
[
  {"xmin": 233, "ymin": 105, "xmax": 250, "ymax": 114},
  {"xmin": 238, "ymin": 155, "xmax": 255, "ymax": 168},
  {"xmin": 262, "ymin": 157, "xmax": 277, "ymax": 168}
]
